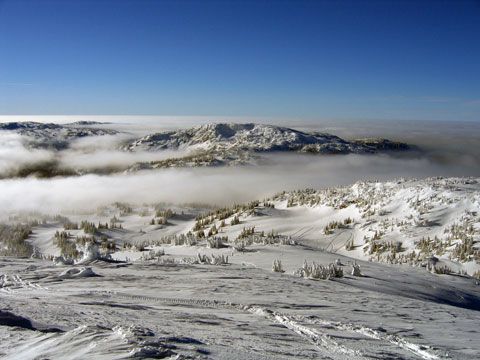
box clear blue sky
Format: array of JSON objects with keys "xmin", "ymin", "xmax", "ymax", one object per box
[{"xmin": 0, "ymin": 0, "xmax": 479, "ymax": 121}]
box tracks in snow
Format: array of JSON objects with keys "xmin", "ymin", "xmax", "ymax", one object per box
[
  {"xmin": 0, "ymin": 274, "xmax": 48, "ymax": 293},
  {"xmin": 79, "ymin": 290, "xmax": 442, "ymax": 360},
  {"xmin": 300, "ymin": 315, "xmax": 441, "ymax": 360}
]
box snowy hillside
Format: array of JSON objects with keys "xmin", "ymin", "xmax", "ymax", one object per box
[
  {"xmin": 5, "ymin": 177, "xmax": 478, "ymax": 276},
  {"xmin": 181, "ymin": 176, "xmax": 479, "ymax": 276},
  {"xmin": 0, "ymin": 122, "xmax": 118, "ymax": 150},
  {"xmin": 0, "ymin": 122, "xmax": 413, "ymax": 174},
  {"xmin": 0, "ymin": 177, "xmax": 479, "ymax": 359},
  {"xmin": 270, "ymin": 177, "xmax": 480, "ymax": 274},
  {"xmin": 125, "ymin": 122, "xmax": 410, "ymax": 154}
]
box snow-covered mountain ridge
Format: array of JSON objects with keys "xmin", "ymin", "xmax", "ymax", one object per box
[
  {"xmin": 0, "ymin": 121, "xmax": 118, "ymax": 150},
  {"xmin": 125, "ymin": 122, "xmax": 410, "ymax": 154}
]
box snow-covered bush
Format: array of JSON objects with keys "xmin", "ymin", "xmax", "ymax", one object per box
[
  {"xmin": 233, "ymin": 241, "xmax": 247, "ymax": 252},
  {"xmin": 345, "ymin": 238, "xmax": 354, "ymax": 251},
  {"xmin": 196, "ymin": 253, "xmax": 229, "ymax": 265},
  {"xmin": 76, "ymin": 243, "xmax": 111, "ymax": 264},
  {"xmin": 140, "ymin": 249, "xmax": 165, "ymax": 261},
  {"xmin": 233, "ymin": 232, "xmax": 295, "ymax": 247},
  {"xmin": 53, "ymin": 255, "xmax": 74, "ymax": 266},
  {"xmin": 272, "ymin": 259, "xmax": 285, "ymax": 273},
  {"xmin": 207, "ymin": 237, "xmax": 228, "ymax": 249},
  {"xmin": 351, "ymin": 262, "xmax": 362, "ymax": 276},
  {"xmin": 473, "ymin": 270, "xmax": 480, "ymax": 280},
  {"xmin": 432, "ymin": 264, "xmax": 452, "ymax": 275},
  {"xmin": 30, "ymin": 246, "xmax": 42, "ymax": 259},
  {"xmin": 296, "ymin": 261, "xmax": 343, "ymax": 280}
]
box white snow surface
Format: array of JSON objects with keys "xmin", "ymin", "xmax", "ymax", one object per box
[{"xmin": 1, "ymin": 177, "xmax": 479, "ymax": 359}]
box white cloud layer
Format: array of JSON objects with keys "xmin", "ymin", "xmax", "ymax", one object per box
[{"xmin": 0, "ymin": 153, "xmax": 477, "ymax": 215}]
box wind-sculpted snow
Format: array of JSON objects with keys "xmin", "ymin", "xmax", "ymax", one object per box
[{"xmin": 0, "ymin": 254, "xmax": 476, "ymax": 359}]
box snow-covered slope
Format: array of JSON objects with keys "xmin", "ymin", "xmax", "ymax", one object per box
[
  {"xmin": 178, "ymin": 177, "xmax": 479, "ymax": 276},
  {"xmin": 270, "ymin": 177, "xmax": 480, "ymax": 273},
  {"xmin": 125, "ymin": 122, "xmax": 410, "ymax": 154},
  {"xmin": 16, "ymin": 177, "xmax": 479, "ymax": 277},
  {"xmin": 2, "ymin": 177, "xmax": 479, "ymax": 359}
]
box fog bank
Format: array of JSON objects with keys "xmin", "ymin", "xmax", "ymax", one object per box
[{"xmin": 1, "ymin": 153, "xmax": 478, "ymax": 215}]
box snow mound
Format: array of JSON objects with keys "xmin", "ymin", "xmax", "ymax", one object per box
[
  {"xmin": 53, "ymin": 256, "xmax": 74, "ymax": 266},
  {"xmin": 58, "ymin": 267, "xmax": 96, "ymax": 279}
]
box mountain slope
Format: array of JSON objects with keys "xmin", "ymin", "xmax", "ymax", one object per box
[
  {"xmin": 182, "ymin": 177, "xmax": 480, "ymax": 276},
  {"xmin": 0, "ymin": 122, "xmax": 118, "ymax": 150},
  {"xmin": 125, "ymin": 122, "xmax": 410, "ymax": 154}
]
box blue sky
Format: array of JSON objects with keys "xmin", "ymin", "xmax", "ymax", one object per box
[{"xmin": 0, "ymin": 0, "xmax": 479, "ymax": 121}]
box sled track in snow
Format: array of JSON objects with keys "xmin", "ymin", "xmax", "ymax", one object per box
[{"xmin": 79, "ymin": 290, "xmax": 442, "ymax": 360}]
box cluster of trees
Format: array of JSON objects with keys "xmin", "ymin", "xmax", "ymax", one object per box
[
  {"xmin": 452, "ymin": 237, "xmax": 479, "ymax": 262},
  {"xmin": 114, "ymin": 202, "xmax": 133, "ymax": 216},
  {"xmin": 80, "ymin": 221, "xmax": 98, "ymax": 235},
  {"xmin": 367, "ymin": 240, "xmax": 403, "ymax": 256},
  {"xmin": 54, "ymin": 229, "xmax": 115, "ymax": 258},
  {"xmin": 237, "ymin": 226, "xmax": 256, "ymax": 240},
  {"xmin": 53, "ymin": 231, "xmax": 78, "ymax": 258},
  {"xmin": 0, "ymin": 224, "xmax": 33, "ymax": 257},
  {"xmin": 109, "ymin": 216, "xmax": 123, "ymax": 229},
  {"xmin": 415, "ymin": 236, "xmax": 446, "ymax": 257},
  {"xmin": 155, "ymin": 208, "xmax": 175, "ymax": 219},
  {"xmin": 147, "ymin": 151, "xmax": 218, "ymax": 169},
  {"xmin": 230, "ymin": 215, "xmax": 241, "ymax": 226},
  {"xmin": 63, "ymin": 222, "xmax": 79, "ymax": 230},
  {"xmin": 323, "ymin": 218, "xmax": 352, "ymax": 235},
  {"xmin": 151, "ymin": 217, "xmax": 168, "ymax": 225}
]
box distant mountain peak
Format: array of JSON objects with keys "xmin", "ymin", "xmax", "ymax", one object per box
[
  {"xmin": 125, "ymin": 122, "xmax": 410, "ymax": 155},
  {"xmin": 0, "ymin": 121, "xmax": 118, "ymax": 150}
]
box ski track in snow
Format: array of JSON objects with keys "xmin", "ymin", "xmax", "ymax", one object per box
[
  {"xmin": 0, "ymin": 274, "xmax": 48, "ymax": 293},
  {"xmin": 79, "ymin": 290, "xmax": 443, "ymax": 360}
]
